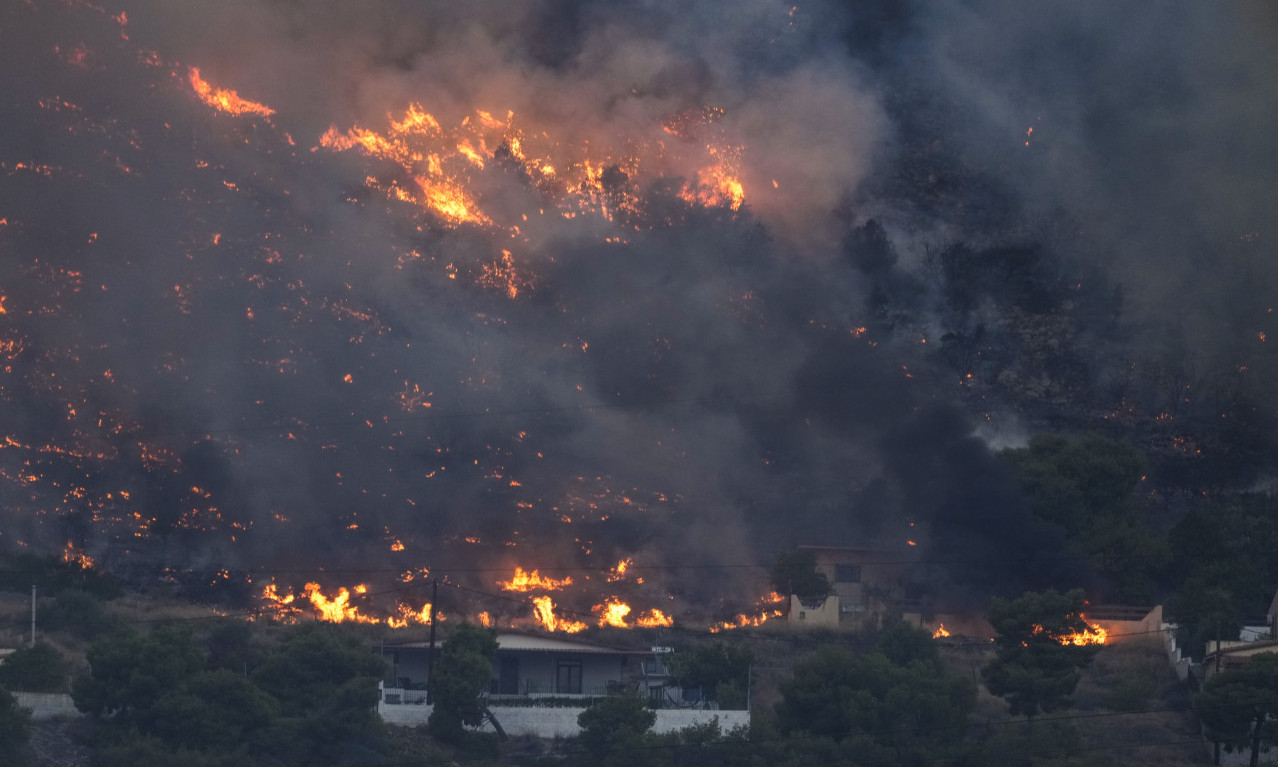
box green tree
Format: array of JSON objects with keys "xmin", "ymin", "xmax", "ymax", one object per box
[
  {"xmin": 250, "ymin": 623, "xmax": 386, "ymax": 718},
  {"xmin": 1165, "ymin": 576, "xmax": 1244, "ymax": 662},
  {"xmin": 1195, "ymin": 652, "xmax": 1278, "ymax": 767},
  {"xmin": 577, "ymin": 692, "xmax": 656, "ymax": 766},
  {"xmin": 204, "ymin": 621, "xmax": 258, "ymax": 674},
  {"xmin": 769, "ymin": 550, "xmax": 831, "ymax": 600},
  {"xmin": 876, "ymin": 619, "xmax": 940, "ymax": 667},
  {"xmin": 0, "ymin": 686, "xmax": 30, "ymax": 767},
  {"xmin": 983, "ymin": 589, "xmax": 1101, "ymax": 721},
  {"xmin": 72, "ymin": 626, "xmax": 204, "ymax": 721},
  {"xmin": 776, "ymin": 644, "xmax": 975, "ymax": 762},
  {"xmin": 249, "ymin": 623, "xmax": 387, "ymax": 764},
  {"xmin": 0, "ymin": 642, "xmax": 68, "ymax": 692},
  {"xmin": 42, "ymin": 589, "xmax": 116, "ymax": 640},
  {"xmin": 149, "ymin": 670, "xmax": 278, "ymax": 753},
  {"xmin": 664, "ymin": 642, "xmax": 753, "ymax": 708},
  {"xmin": 1003, "ymin": 433, "xmax": 1164, "ymax": 602},
  {"xmin": 979, "ymin": 719, "xmax": 1112, "ymax": 767},
  {"xmin": 426, "ymin": 622, "xmax": 498, "ymax": 745}
]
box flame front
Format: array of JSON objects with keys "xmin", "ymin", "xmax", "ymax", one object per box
[
  {"xmin": 187, "ymin": 68, "xmax": 274, "ymax": 119},
  {"xmin": 531, "ymin": 595, "xmax": 587, "ymax": 633},
  {"xmin": 1030, "ymin": 617, "xmax": 1107, "ymax": 646},
  {"xmin": 595, "ymin": 597, "xmax": 632, "ymax": 628},
  {"xmin": 499, "ymin": 566, "xmax": 573, "ymax": 592}
]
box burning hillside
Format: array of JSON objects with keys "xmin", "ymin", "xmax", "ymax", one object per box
[
  {"xmin": 2, "ymin": 0, "xmax": 1276, "ymax": 627},
  {"xmin": 0, "ymin": 0, "xmax": 894, "ymax": 629}
]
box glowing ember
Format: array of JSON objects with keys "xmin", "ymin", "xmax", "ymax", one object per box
[
  {"xmin": 607, "ymin": 558, "xmax": 632, "ymax": 582},
  {"xmin": 62, "ymin": 541, "xmax": 94, "ymax": 569},
  {"xmin": 318, "ymin": 101, "xmax": 749, "ymax": 237},
  {"xmin": 498, "ymin": 566, "xmax": 573, "ymax": 592},
  {"xmin": 187, "ymin": 68, "xmax": 275, "ymax": 119}
]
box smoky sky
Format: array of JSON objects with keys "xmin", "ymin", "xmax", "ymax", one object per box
[{"xmin": 0, "ymin": 0, "xmax": 1274, "ymax": 618}]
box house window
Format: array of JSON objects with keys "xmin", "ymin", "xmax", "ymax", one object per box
[
  {"xmin": 556, "ymin": 659, "xmax": 583, "ymax": 694},
  {"xmin": 835, "ymin": 564, "xmax": 861, "ymax": 584}
]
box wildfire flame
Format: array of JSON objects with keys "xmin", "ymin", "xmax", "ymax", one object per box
[
  {"xmin": 595, "ymin": 597, "xmax": 632, "ymax": 628},
  {"xmin": 531, "ymin": 595, "xmax": 587, "ymax": 633},
  {"xmin": 709, "ymin": 592, "xmax": 786, "ymax": 633},
  {"xmin": 187, "ymin": 68, "xmax": 274, "ymax": 119},
  {"xmin": 62, "ymin": 541, "xmax": 94, "ymax": 569},
  {"xmin": 1030, "ymin": 617, "xmax": 1107, "ymax": 646},
  {"xmin": 636, "ymin": 608, "xmax": 674, "ymax": 628},
  {"xmin": 317, "ymin": 101, "xmax": 748, "ymax": 238},
  {"xmin": 498, "ymin": 566, "xmax": 573, "ymax": 592},
  {"xmin": 932, "ymin": 624, "xmax": 950, "ymax": 639},
  {"xmin": 260, "ymin": 582, "xmax": 441, "ymax": 627}
]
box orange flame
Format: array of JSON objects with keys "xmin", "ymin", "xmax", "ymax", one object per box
[
  {"xmin": 62, "ymin": 541, "xmax": 94, "ymax": 569},
  {"xmin": 709, "ymin": 592, "xmax": 785, "ymax": 633},
  {"xmin": 636, "ymin": 609, "xmax": 673, "ymax": 628},
  {"xmin": 595, "ymin": 597, "xmax": 632, "ymax": 628},
  {"xmin": 607, "ymin": 558, "xmax": 632, "ymax": 582},
  {"xmin": 932, "ymin": 624, "xmax": 951, "ymax": 639},
  {"xmin": 1030, "ymin": 617, "xmax": 1107, "ymax": 646},
  {"xmin": 531, "ymin": 595, "xmax": 587, "ymax": 633},
  {"xmin": 188, "ymin": 68, "xmax": 275, "ymax": 118},
  {"xmin": 499, "ymin": 567, "xmax": 574, "ymax": 592}
]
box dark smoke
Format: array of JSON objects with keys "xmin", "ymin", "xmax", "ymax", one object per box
[{"xmin": 0, "ymin": 0, "xmax": 1273, "ymax": 620}]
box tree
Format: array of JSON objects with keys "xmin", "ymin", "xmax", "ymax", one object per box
[
  {"xmin": 149, "ymin": 670, "xmax": 278, "ymax": 754},
  {"xmin": 776, "ymin": 644, "xmax": 975, "ymax": 762},
  {"xmin": 0, "ymin": 686, "xmax": 30, "ymax": 767},
  {"xmin": 876, "ymin": 619, "xmax": 940, "ymax": 668},
  {"xmin": 845, "ymin": 219, "xmax": 897, "ymax": 275},
  {"xmin": 577, "ymin": 693, "xmax": 656, "ymax": 766},
  {"xmin": 664, "ymin": 642, "xmax": 753, "ymax": 708},
  {"xmin": 426, "ymin": 623, "xmax": 498, "ymax": 745},
  {"xmin": 1165, "ymin": 576, "xmax": 1244, "ymax": 662},
  {"xmin": 0, "ymin": 642, "xmax": 68, "ymax": 692},
  {"xmin": 1195, "ymin": 652, "xmax": 1278, "ymax": 767},
  {"xmin": 769, "ymin": 550, "xmax": 831, "ymax": 600},
  {"xmin": 73, "ymin": 626, "xmax": 204, "ymax": 721},
  {"xmin": 43, "ymin": 589, "xmax": 116, "ymax": 640},
  {"xmin": 983, "ymin": 589, "xmax": 1101, "ymax": 721},
  {"xmin": 1002, "ymin": 433, "xmax": 1164, "ymax": 602},
  {"xmin": 250, "ymin": 623, "xmax": 386, "ymax": 718}
]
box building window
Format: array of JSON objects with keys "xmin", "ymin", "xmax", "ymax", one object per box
[
  {"xmin": 835, "ymin": 564, "xmax": 861, "ymax": 584},
  {"xmin": 556, "ymin": 659, "xmax": 583, "ymax": 694}
]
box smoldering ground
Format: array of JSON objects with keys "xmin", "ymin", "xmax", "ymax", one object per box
[{"xmin": 0, "ymin": 0, "xmax": 1273, "ymax": 617}]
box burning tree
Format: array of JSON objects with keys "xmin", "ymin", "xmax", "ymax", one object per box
[{"xmin": 982, "ymin": 588, "xmax": 1103, "ymax": 722}]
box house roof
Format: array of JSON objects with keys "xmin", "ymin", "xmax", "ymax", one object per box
[
  {"xmin": 1204, "ymin": 639, "xmax": 1278, "ymax": 663},
  {"xmin": 386, "ymin": 631, "xmax": 650, "ymax": 655}
]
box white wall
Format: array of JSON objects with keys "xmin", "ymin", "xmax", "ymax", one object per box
[
  {"xmin": 378, "ymin": 701, "xmax": 749, "ymax": 737},
  {"xmin": 14, "ymin": 692, "xmax": 79, "ymax": 720}
]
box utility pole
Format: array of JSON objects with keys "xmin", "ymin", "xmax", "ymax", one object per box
[
  {"xmin": 29, "ymin": 585, "xmax": 36, "ymax": 646},
  {"xmin": 426, "ymin": 579, "xmax": 438, "ymax": 704}
]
